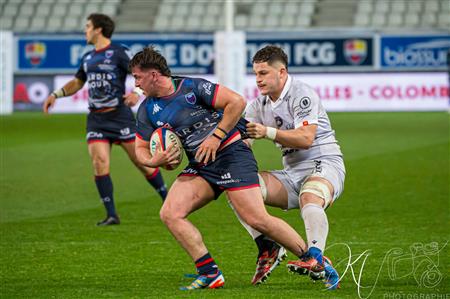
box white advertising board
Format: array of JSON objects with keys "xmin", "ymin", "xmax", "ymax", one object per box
[{"xmin": 50, "ymin": 72, "xmax": 449, "ymax": 113}]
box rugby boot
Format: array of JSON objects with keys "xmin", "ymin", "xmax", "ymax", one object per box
[
  {"xmin": 180, "ymin": 270, "xmax": 225, "ymax": 290},
  {"xmin": 323, "ymin": 256, "xmax": 340, "ymax": 290},
  {"xmin": 286, "ymin": 255, "xmax": 325, "ymax": 280},
  {"xmin": 251, "ymin": 243, "xmax": 287, "ymax": 285},
  {"xmin": 96, "ymin": 215, "xmax": 120, "ymax": 226}
]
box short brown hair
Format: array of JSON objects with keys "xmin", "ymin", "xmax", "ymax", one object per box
[
  {"xmin": 87, "ymin": 13, "xmax": 115, "ymax": 38},
  {"xmin": 129, "ymin": 46, "xmax": 172, "ymax": 77},
  {"xmin": 252, "ymin": 45, "xmax": 288, "ymax": 70}
]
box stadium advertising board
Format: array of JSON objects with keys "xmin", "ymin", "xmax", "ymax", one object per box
[
  {"xmin": 25, "ymin": 72, "xmax": 447, "ymax": 113},
  {"xmin": 16, "ymin": 33, "xmax": 374, "ymax": 74},
  {"xmin": 380, "ymin": 35, "xmax": 450, "ymax": 70},
  {"xmin": 246, "ymin": 34, "xmax": 374, "ymax": 72},
  {"xmin": 16, "ymin": 34, "xmax": 215, "ymax": 74},
  {"xmin": 13, "ymin": 75, "xmax": 54, "ymax": 111}
]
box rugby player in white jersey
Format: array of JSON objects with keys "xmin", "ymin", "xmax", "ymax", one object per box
[{"xmin": 238, "ymin": 45, "xmax": 345, "ymax": 290}]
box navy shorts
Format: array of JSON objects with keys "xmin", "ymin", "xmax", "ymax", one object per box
[
  {"xmin": 86, "ymin": 106, "xmax": 136, "ymax": 144},
  {"xmin": 179, "ymin": 140, "xmax": 260, "ymax": 198}
]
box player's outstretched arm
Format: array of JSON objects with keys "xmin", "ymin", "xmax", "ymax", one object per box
[
  {"xmin": 247, "ymin": 122, "xmax": 317, "ymax": 149},
  {"xmin": 43, "ymin": 78, "xmax": 85, "ymax": 114}
]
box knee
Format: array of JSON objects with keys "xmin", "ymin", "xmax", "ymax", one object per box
[
  {"xmin": 300, "ymin": 193, "xmax": 324, "ymax": 208},
  {"xmin": 91, "ymin": 155, "xmax": 109, "ymax": 173},
  {"xmin": 159, "ymin": 206, "xmax": 172, "ymax": 225},
  {"xmin": 159, "ymin": 204, "xmax": 182, "ymax": 226}
]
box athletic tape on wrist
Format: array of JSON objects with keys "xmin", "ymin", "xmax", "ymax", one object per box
[
  {"xmin": 51, "ymin": 88, "xmax": 65, "ymax": 98},
  {"xmin": 265, "ymin": 127, "xmax": 277, "ymax": 140}
]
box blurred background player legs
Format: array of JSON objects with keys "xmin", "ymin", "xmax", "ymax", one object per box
[{"xmin": 89, "ymin": 139, "xmax": 167, "ymax": 226}]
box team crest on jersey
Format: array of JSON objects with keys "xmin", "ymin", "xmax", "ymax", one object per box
[
  {"xmin": 299, "ymin": 97, "xmax": 311, "ymax": 109},
  {"xmin": 105, "ymin": 50, "xmax": 114, "ymax": 59},
  {"xmin": 185, "ymin": 92, "xmax": 197, "ymax": 105},
  {"xmin": 275, "ymin": 116, "xmax": 283, "ymax": 127}
]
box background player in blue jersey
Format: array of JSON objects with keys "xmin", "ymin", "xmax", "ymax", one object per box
[
  {"xmin": 43, "ymin": 14, "xmax": 167, "ymax": 226},
  {"xmin": 129, "ymin": 46, "xmax": 310, "ymax": 290}
]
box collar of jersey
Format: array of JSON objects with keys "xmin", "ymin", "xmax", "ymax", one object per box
[
  {"xmin": 158, "ymin": 78, "xmax": 185, "ymax": 100},
  {"xmin": 95, "ymin": 43, "xmax": 112, "ymax": 53},
  {"xmin": 270, "ymin": 75, "xmax": 292, "ymax": 108}
]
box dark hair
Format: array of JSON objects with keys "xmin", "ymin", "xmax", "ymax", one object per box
[
  {"xmin": 129, "ymin": 46, "xmax": 172, "ymax": 77},
  {"xmin": 252, "ymin": 45, "xmax": 288, "ymax": 70},
  {"xmin": 87, "ymin": 13, "xmax": 115, "ymax": 38}
]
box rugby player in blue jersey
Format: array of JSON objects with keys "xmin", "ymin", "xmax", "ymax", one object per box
[
  {"xmin": 43, "ymin": 14, "xmax": 167, "ymax": 226},
  {"xmin": 129, "ymin": 46, "xmax": 309, "ymax": 290}
]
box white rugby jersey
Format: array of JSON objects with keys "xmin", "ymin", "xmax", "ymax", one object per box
[{"xmin": 245, "ymin": 75, "xmax": 343, "ymax": 168}]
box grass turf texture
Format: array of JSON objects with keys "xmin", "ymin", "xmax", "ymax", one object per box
[{"xmin": 1, "ymin": 112, "xmax": 449, "ymax": 298}]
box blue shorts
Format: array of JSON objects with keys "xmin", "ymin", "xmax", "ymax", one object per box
[
  {"xmin": 86, "ymin": 105, "xmax": 136, "ymax": 144},
  {"xmin": 179, "ymin": 140, "xmax": 260, "ymax": 199}
]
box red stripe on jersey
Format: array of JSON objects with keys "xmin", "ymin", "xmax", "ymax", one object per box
[
  {"xmin": 95, "ymin": 43, "xmax": 111, "ymax": 53},
  {"xmin": 178, "ymin": 173, "xmax": 198, "ymax": 177},
  {"xmin": 87, "ymin": 139, "xmax": 109, "ymax": 144},
  {"xmin": 218, "ymin": 131, "xmax": 240, "ymax": 151},
  {"xmin": 136, "ymin": 133, "xmax": 147, "ymax": 141},
  {"xmin": 211, "ymin": 84, "xmax": 220, "ymax": 107},
  {"xmin": 227, "ymin": 184, "xmax": 260, "ymax": 191}
]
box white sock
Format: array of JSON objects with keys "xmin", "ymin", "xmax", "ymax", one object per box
[
  {"xmin": 228, "ymin": 200, "xmax": 262, "ymax": 239},
  {"xmin": 301, "ymin": 203, "xmax": 329, "ymax": 252}
]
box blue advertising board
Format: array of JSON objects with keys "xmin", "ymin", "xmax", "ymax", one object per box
[
  {"xmin": 16, "ymin": 34, "xmax": 215, "ymax": 74},
  {"xmin": 246, "ymin": 33, "xmax": 374, "ymax": 71},
  {"xmin": 16, "ymin": 33, "xmax": 375, "ymax": 74},
  {"xmin": 380, "ymin": 35, "xmax": 450, "ymax": 70}
]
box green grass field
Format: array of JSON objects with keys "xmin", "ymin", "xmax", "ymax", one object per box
[{"xmin": 1, "ymin": 112, "xmax": 449, "ymax": 298}]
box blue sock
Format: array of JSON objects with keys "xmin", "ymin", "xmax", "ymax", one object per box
[
  {"xmin": 308, "ymin": 247, "xmax": 323, "ymax": 264},
  {"xmin": 195, "ymin": 253, "xmax": 218, "ymax": 275},
  {"xmin": 146, "ymin": 169, "xmax": 167, "ymax": 200},
  {"xmin": 95, "ymin": 174, "xmax": 116, "ymax": 217}
]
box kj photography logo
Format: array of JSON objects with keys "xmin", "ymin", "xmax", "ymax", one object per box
[{"xmin": 326, "ymin": 241, "xmax": 448, "ymax": 299}]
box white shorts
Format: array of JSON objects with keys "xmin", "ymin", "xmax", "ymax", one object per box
[{"xmin": 269, "ymin": 155, "xmax": 345, "ymax": 210}]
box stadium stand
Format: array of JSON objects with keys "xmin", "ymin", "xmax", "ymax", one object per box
[{"xmin": 0, "ymin": 0, "xmax": 448, "ymax": 32}]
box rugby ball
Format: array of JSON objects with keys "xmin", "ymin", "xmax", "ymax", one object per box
[{"xmin": 149, "ymin": 127, "xmax": 183, "ymax": 170}]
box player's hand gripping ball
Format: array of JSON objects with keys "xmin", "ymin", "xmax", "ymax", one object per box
[{"xmin": 149, "ymin": 128, "xmax": 183, "ymax": 170}]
